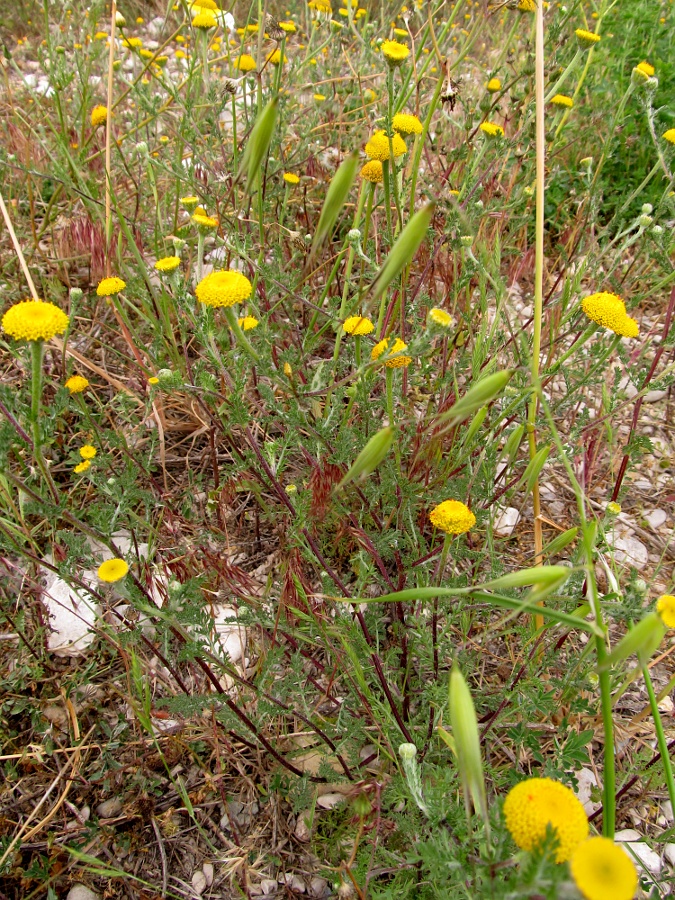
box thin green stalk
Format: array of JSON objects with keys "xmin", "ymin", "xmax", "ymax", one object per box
[
  {"xmin": 642, "ymin": 659, "xmax": 675, "ymax": 814},
  {"xmin": 223, "ymin": 306, "xmax": 260, "ymax": 361},
  {"xmin": 29, "ymin": 342, "xmax": 59, "ymax": 503}
]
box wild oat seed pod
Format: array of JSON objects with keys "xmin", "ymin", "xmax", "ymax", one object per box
[
  {"xmin": 96, "ymin": 277, "xmax": 126, "ymax": 297},
  {"xmin": 569, "ymin": 837, "xmax": 638, "ymax": 900},
  {"xmin": 2, "ymin": 300, "xmax": 69, "ymax": 342},
  {"xmin": 503, "ymin": 777, "xmax": 588, "ymax": 863},
  {"xmin": 380, "ymin": 39, "xmax": 409, "ymax": 66},
  {"xmin": 195, "ymin": 270, "xmax": 253, "ymax": 308},
  {"xmin": 429, "ymin": 499, "xmax": 476, "ymax": 535}
]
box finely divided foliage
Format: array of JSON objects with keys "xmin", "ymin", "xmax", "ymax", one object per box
[{"xmin": 0, "ymin": 0, "xmax": 673, "ymax": 896}]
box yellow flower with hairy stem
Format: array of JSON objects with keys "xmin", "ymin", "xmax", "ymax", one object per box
[
  {"xmin": 283, "ymin": 172, "xmax": 300, "ymax": 184},
  {"xmin": 65, "ymin": 375, "xmax": 89, "ymax": 394},
  {"xmin": 371, "ymin": 336, "xmax": 411, "ymax": 368},
  {"xmin": 429, "ymin": 499, "xmax": 475, "ymax": 535},
  {"xmin": 570, "ymin": 837, "xmax": 638, "ymax": 900},
  {"xmin": 90, "ymin": 104, "xmax": 108, "ymax": 127},
  {"xmin": 97, "ymin": 558, "xmax": 129, "ymax": 583},
  {"xmin": 486, "ymin": 77, "xmax": 501, "ymax": 92},
  {"xmin": 192, "ymin": 212, "xmax": 219, "ymax": 230},
  {"xmin": 392, "ymin": 113, "xmax": 423, "ymax": 135},
  {"xmin": 96, "ymin": 276, "xmax": 126, "ymax": 297},
  {"xmin": 314, "ymin": 93, "xmax": 326, "ymax": 101},
  {"xmin": 656, "ymin": 595, "xmax": 675, "ymax": 628},
  {"xmin": 381, "ymin": 39, "xmax": 409, "ymax": 66},
  {"xmin": 480, "ymin": 121, "xmax": 504, "ymax": 138},
  {"xmin": 191, "ymin": 0, "xmax": 218, "ymax": 9},
  {"xmin": 551, "ymin": 94, "xmax": 573, "ymax": 108},
  {"xmin": 195, "ymin": 270, "xmax": 253, "ymax": 308},
  {"xmin": 238, "ymin": 316, "xmax": 259, "ymax": 330},
  {"xmin": 94, "ymin": 31, "xmax": 108, "ymax": 40},
  {"xmin": 180, "ymin": 195, "xmax": 199, "ymax": 211},
  {"xmin": 236, "ymin": 53, "xmax": 256, "ymax": 72},
  {"xmin": 2, "ymin": 300, "xmax": 69, "ymax": 342},
  {"xmin": 365, "ymin": 130, "xmax": 407, "ymax": 161},
  {"xmin": 279, "ymin": 21, "xmax": 296, "ymax": 32},
  {"xmin": 503, "ymin": 777, "xmax": 589, "ymax": 863},
  {"xmin": 635, "ymin": 61, "xmax": 654, "ymax": 78},
  {"xmin": 575, "ymin": 28, "xmax": 601, "ymax": 49},
  {"xmin": 663, "ymin": 129, "xmax": 675, "ymax": 146},
  {"xmin": 74, "ymin": 460, "xmax": 91, "ymax": 474},
  {"xmin": 193, "ymin": 10, "xmax": 217, "ymax": 29},
  {"xmin": 428, "ymin": 308, "xmax": 454, "ymax": 328},
  {"xmin": 360, "ymin": 159, "xmax": 384, "ymax": 183},
  {"xmin": 122, "ymin": 37, "xmax": 143, "ymax": 50},
  {"xmin": 343, "ymin": 315, "xmax": 374, "ymax": 335},
  {"xmin": 79, "ymin": 444, "xmax": 97, "ymax": 460},
  {"xmin": 581, "ymin": 292, "xmax": 639, "ymax": 338},
  {"xmin": 267, "ymin": 48, "xmax": 285, "ymax": 66},
  {"xmin": 517, "ymin": 0, "xmax": 536, "ymax": 10},
  {"xmin": 154, "ymin": 256, "xmax": 181, "ymax": 273}
]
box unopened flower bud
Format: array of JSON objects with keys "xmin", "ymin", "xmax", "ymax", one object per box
[
  {"xmin": 652, "ymin": 225, "xmax": 663, "ymax": 235},
  {"xmin": 638, "ymin": 214, "xmax": 653, "ymax": 228},
  {"xmin": 641, "ymin": 203, "xmax": 653, "ymax": 215},
  {"xmin": 348, "ymin": 228, "xmax": 361, "ymax": 244},
  {"xmin": 460, "ymin": 235, "xmax": 473, "ymax": 247},
  {"xmin": 115, "ymin": 11, "xmax": 126, "ymax": 27},
  {"xmin": 69, "ymin": 287, "xmax": 83, "ymax": 301}
]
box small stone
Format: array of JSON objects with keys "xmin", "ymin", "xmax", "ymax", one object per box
[
  {"xmin": 294, "ymin": 809, "xmax": 313, "ymax": 842},
  {"xmin": 260, "ymin": 879, "xmax": 278, "ymax": 894},
  {"xmin": 192, "ymin": 870, "xmax": 207, "ymax": 896},
  {"xmin": 279, "ymin": 874, "xmax": 306, "ymax": 893},
  {"xmin": 658, "ymin": 695, "xmax": 674, "ymax": 714},
  {"xmin": 96, "ymin": 798, "xmax": 122, "ymax": 818},
  {"xmin": 493, "ymin": 507, "xmax": 520, "ymax": 537},
  {"xmin": 644, "ymin": 509, "xmax": 667, "ymax": 529},
  {"xmin": 573, "ymin": 768, "xmax": 600, "ymax": 815},
  {"xmin": 615, "ymin": 829, "xmax": 641, "ymax": 842},
  {"xmin": 644, "ymin": 390, "xmax": 667, "ymax": 403},
  {"xmin": 67, "ymin": 887, "xmax": 100, "ymax": 900},
  {"xmin": 662, "ymin": 800, "xmax": 674, "ymax": 822},
  {"xmin": 202, "ymin": 863, "xmax": 214, "ymax": 886},
  {"xmin": 308, "ymin": 877, "xmax": 329, "ymax": 898},
  {"xmin": 316, "ymin": 792, "xmax": 346, "ymax": 809},
  {"xmin": 664, "ymin": 843, "xmax": 675, "ymax": 866},
  {"xmin": 611, "ymin": 535, "xmax": 649, "ymax": 570},
  {"xmin": 621, "ymin": 842, "xmax": 662, "ymax": 877}
]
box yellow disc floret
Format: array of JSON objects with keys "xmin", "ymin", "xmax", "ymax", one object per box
[
  {"xmin": 392, "ymin": 113, "xmax": 423, "ymax": 135},
  {"xmin": 154, "ymin": 256, "xmax": 181, "ymax": 273},
  {"xmin": 365, "ymin": 130, "xmax": 407, "ymax": 161},
  {"xmin": 65, "ymin": 375, "xmax": 89, "ymax": 393},
  {"xmin": 79, "ymin": 444, "xmax": 97, "ymax": 460},
  {"xmin": 236, "ymin": 53, "xmax": 257, "ymax": 72},
  {"xmin": 343, "ymin": 315, "xmax": 374, "ymax": 335},
  {"xmin": 575, "ymin": 28, "xmax": 601, "ymax": 48},
  {"xmin": 428, "ymin": 308, "xmax": 454, "ymax": 328},
  {"xmin": 360, "ymin": 160, "xmax": 384, "ymax": 183},
  {"xmin": 380, "ymin": 39, "xmax": 409, "ymax": 65},
  {"xmin": 656, "ymin": 595, "xmax": 675, "ymax": 628},
  {"xmin": 480, "ymin": 121, "xmax": 504, "ymax": 138},
  {"xmin": 96, "ymin": 276, "xmax": 126, "ymax": 297},
  {"xmin": 2, "ymin": 300, "xmax": 69, "ymax": 342},
  {"xmin": 503, "ymin": 777, "xmax": 589, "ymax": 863},
  {"xmin": 237, "ymin": 316, "xmax": 259, "ymax": 330},
  {"xmin": 663, "ymin": 129, "xmax": 675, "ymax": 146},
  {"xmin": 581, "ymin": 292, "xmax": 639, "ymax": 338},
  {"xmin": 97, "ymin": 558, "xmax": 129, "ymax": 583},
  {"xmin": 551, "ymin": 94, "xmax": 574, "ymax": 108},
  {"xmin": 486, "ymin": 77, "xmax": 501, "ymax": 93},
  {"xmin": 570, "ymin": 837, "xmax": 638, "ymax": 900},
  {"xmin": 90, "ymin": 105, "xmax": 109, "ymax": 127},
  {"xmin": 195, "ymin": 270, "xmax": 253, "ymax": 308},
  {"xmin": 192, "ymin": 10, "xmax": 218, "ymax": 28},
  {"xmin": 429, "ymin": 499, "xmax": 476, "ymax": 535},
  {"xmin": 371, "ymin": 336, "xmax": 411, "ymax": 368}
]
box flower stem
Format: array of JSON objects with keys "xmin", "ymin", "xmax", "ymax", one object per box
[
  {"xmin": 30, "ymin": 341, "xmax": 58, "ymax": 502},
  {"xmin": 642, "ymin": 658, "xmax": 675, "ymax": 815},
  {"xmin": 223, "ymin": 306, "xmax": 259, "ymax": 361}
]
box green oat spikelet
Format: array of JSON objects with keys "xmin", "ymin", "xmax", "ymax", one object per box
[
  {"xmin": 307, "ymin": 151, "xmax": 360, "ymax": 264},
  {"xmin": 337, "ymin": 426, "xmax": 395, "ymax": 489},
  {"xmin": 448, "ymin": 665, "xmax": 489, "ymax": 836},
  {"xmin": 239, "ymin": 97, "xmax": 279, "ymax": 194},
  {"xmin": 370, "ymin": 202, "xmax": 435, "ymax": 306}
]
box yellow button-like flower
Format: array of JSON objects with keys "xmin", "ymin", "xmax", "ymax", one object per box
[
  {"xmin": 236, "ymin": 53, "xmax": 257, "ymax": 72},
  {"xmin": 195, "ymin": 270, "xmax": 253, "ymax": 308},
  {"xmin": 371, "ymin": 336, "xmax": 411, "ymax": 368},
  {"xmin": 193, "ymin": 10, "xmax": 217, "ymax": 28},
  {"xmin": 154, "ymin": 256, "xmax": 181, "ymax": 273},
  {"xmin": 365, "ymin": 129, "xmax": 407, "ymax": 161},
  {"xmin": 74, "ymin": 460, "xmax": 91, "ymax": 474},
  {"xmin": 570, "ymin": 837, "xmax": 638, "ymax": 900},
  {"xmin": 551, "ymin": 94, "xmax": 574, "ymax": 108},
  {"xmin": 343, "ymin": 315, "xmax": 374, "ymax": 335},
  {"xmin": 192, "ymin": 212, "xmax": 219, "ymax": 230},
  {"xmin": 279, "ymin": 20, "xmax": 297, "ymax": 32},
  {"xmin": 360, "ymin": 159, "xmax": 384, "ymax": 183},
  {"xmin": 191, "ymin": 0, "xmax": 218, "ymax": 9},
  {"xmin": 97, "ymin": 558, "xmax": 129, "ymax": 583},
  {"xmin": 663, "ymin": 128, "xmax": 675, "ymax": 146},
  {"xmin": 635, "ymin": 61, "xmax": 655, "ymax": 78},
  {"xmin": 392, "ymin": 112, "xmax": 423, "ymax": 135},
  {"xmin": 267, "ymin": 48, "xmax": 285, "ymax": 66},
  {"xmin": 429, "ymin": 499, "xmax": 476, "ymax": 535},
  {"xmin": 2, "ymin": 300, "xmax": 69, "ymax": 342},
  {"xmin": 503, "ymin": 777, "xmax": 589, "ymax": 863},
  {"xmin": 79, "ymin": 444, "xmax": 97, "ymax": 460},
  {"xmin": 581, "ymin": 292, "xmax": 638, "ymax": 338},
  {"xmin": 428, "ymin": 307, "xmax": 454, "ymax": 328},
  {"xmin": 238, "ymin": 315, "xmax": 259, "ymax": 330},
  {"xmin": 380, "ymin": 39, "xmax": 409, "ymax": 66},
  {"xmin": 180, "ymin": 195, "xmax": 200, "ymax": 211},
  {"xmin": 96, "ymin": 276, "xmax": 126, "ymax": 297},
  {"xmin": 517, "ymin": 0, "xmax": 536, "ymax": 10},
  {"xmin": 65, "ymin": 375, "xmax": 89, "ymax": 394},
  {"xmin": 486, "ymin": 77, "xmax": 501, "ymax": 92},
  {"xmin": 656, "ymin": 595, "xmax": 675, "ymax": 628},
  {"xmin": 479, "ymin": 121, "xmax": 504, "ymax": 138},
  {"xmin": 283, "ymin": 172, "xmax": 300, "ymax": 184},
  {"xmin": 575, "ymin": 28, "xmax": 601, "ymax": 49},
  {"xmin": 90, "ymin": 104, "xmax": 109, "ymax": 127}
]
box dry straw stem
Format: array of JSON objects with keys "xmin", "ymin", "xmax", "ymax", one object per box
[
  {"xmin": 105, "ymin": 0, "xmax": 118, "ymax": 274},
  {"xmin": 0, "ymin": 190, "xmax": 40, "ymax": 301}
]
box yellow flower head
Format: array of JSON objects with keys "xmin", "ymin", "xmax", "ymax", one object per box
[
  {"xmin": 191, "ymin": 0, "xmax": 218, "ymax": 9},
  {"xmin": 97, "ymin": 558, "xmax": 129, "ymax": 583},
  {"xmin": 79, "ymin": 444, "xmax": 97, "ymax": 460},
  {"xmin": 343, "ymin": 315, "xmax": 374, "ymax": 335},
  {"xmin": 570, "ymin": 837, "xmax": 638, "ymax": 900},
  {"xmin": 575, "ymin": 28, "xmax": 601, "ymax": 49},
  {"xmin": 279, "ymin": 20, "xmax": 297, "ymax": 32},
  {"xmin": 392, "ymin": 112, "xmax": 423, "ymax": 136},
  {"xmin": 94, "ymin": 31, "xmax": 108, "ymax": 40},
  {"xmin": 238, "ymin": 315, "xmax": 259, "ymax": 330},
  {"xmin": 486, "ymin": 77, "xmax": 501, "ymax": 92},
  {"xmin": 267, "ymin": 48, "xmax": 285, "ymax": 66},
  {"xmin": 283, "ymin": 172, "xmax": 300, "ymax": 184},
  {"xmin": 635, "ymin": 61, "xmax": 655, "ymax": 78},
  {"xmin": 517, "ymin": 0, "xmax": 536, "ymax": 10},
  {"xmin": 503, "ymin": 777, "xmax": 589, "ymax": 863},
  {"xmin": 479, "ymin": 121, "xmax": 504, "ymax": 138},
  {"xmin": 581, "ymin": 292, "xmax": 639, "ymax": 338},
  {"xmin": 154, "ymin": 256, "xmax": 181, "ymax": 273},
  {"xmin": 663, "ymin": 128, "xmax": 675, "ymax": 146},
  {"xmin": 360, "ymin": 159, "xmax": 384, "ymax": 183},
  {"xmin": 365, "ymin": 129, "xmax": 407, "ymax": 161},
  {"xmin": 2, "ymin": 300, "xmax": 69, "ymax": 342},
  {"xmin": 192, "ymin": 212, "xmax": 219, "ymax": 230},
  {"xmin": 74, "ymin": 460, "xmax": 91, "ymax": 474},
  {"xmin": 371, "ymin": 336, "xmax": 411, "ymax": 368},
  {"xmin": 551, "ymin": 94, "xmax": 574, "ymax": 108},
  {"xmin": 429, "ymin": 499, "xmax": 475, "ymax": 535},
  {"xmin": 90, "ymin": 104, "xmax": 109, "ymax": 127},
  {"xmin": 193, "ymin": 10, "xmax": 218, "ymax": 28},
  {"xmin": 122, "ymin": 37, "xmax": 143, "ymax": 50},
  {"xmin": 381, "ymin": 39, "xmax": 409, "ymax": 66},
  {"xmin": 96, "ymin": 276, "xmax": 126, "ymax": 297},
  {"xmin": 656, "ymin": 595, "xmax": 675, "ymax": 628},
  {"xmin": 428, "ymin": 307, "xmax": 454, "ymax": 328},
  {"xmin": 236, "ymin": 53, "xmax": 257, "ymax": 72},
  {"xmin": 65, "ymin": 375, "xmax": 89, "ymax": 394},
  {"xmin": 314, "ymin": 93, "xmax": 326, "ymax": 101},
  {"xmin": 180, "ymin": 195, "xmax": 200, "ymax": 211},
  {"xmin": 195, "ymin": 270, "xmax": 253, "ymax": 308}
]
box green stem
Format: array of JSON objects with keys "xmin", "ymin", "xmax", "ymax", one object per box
[
  {"xmin": 224, "ymin": 306, "xmax": 260, "ymax": 361},
  {"xmin": 29, "ymin": 341, "xmax": 59, "ymax": 502},
  {"xmin": 642, "ymin": 659, "xmax": 675, "ymax": 815}
]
